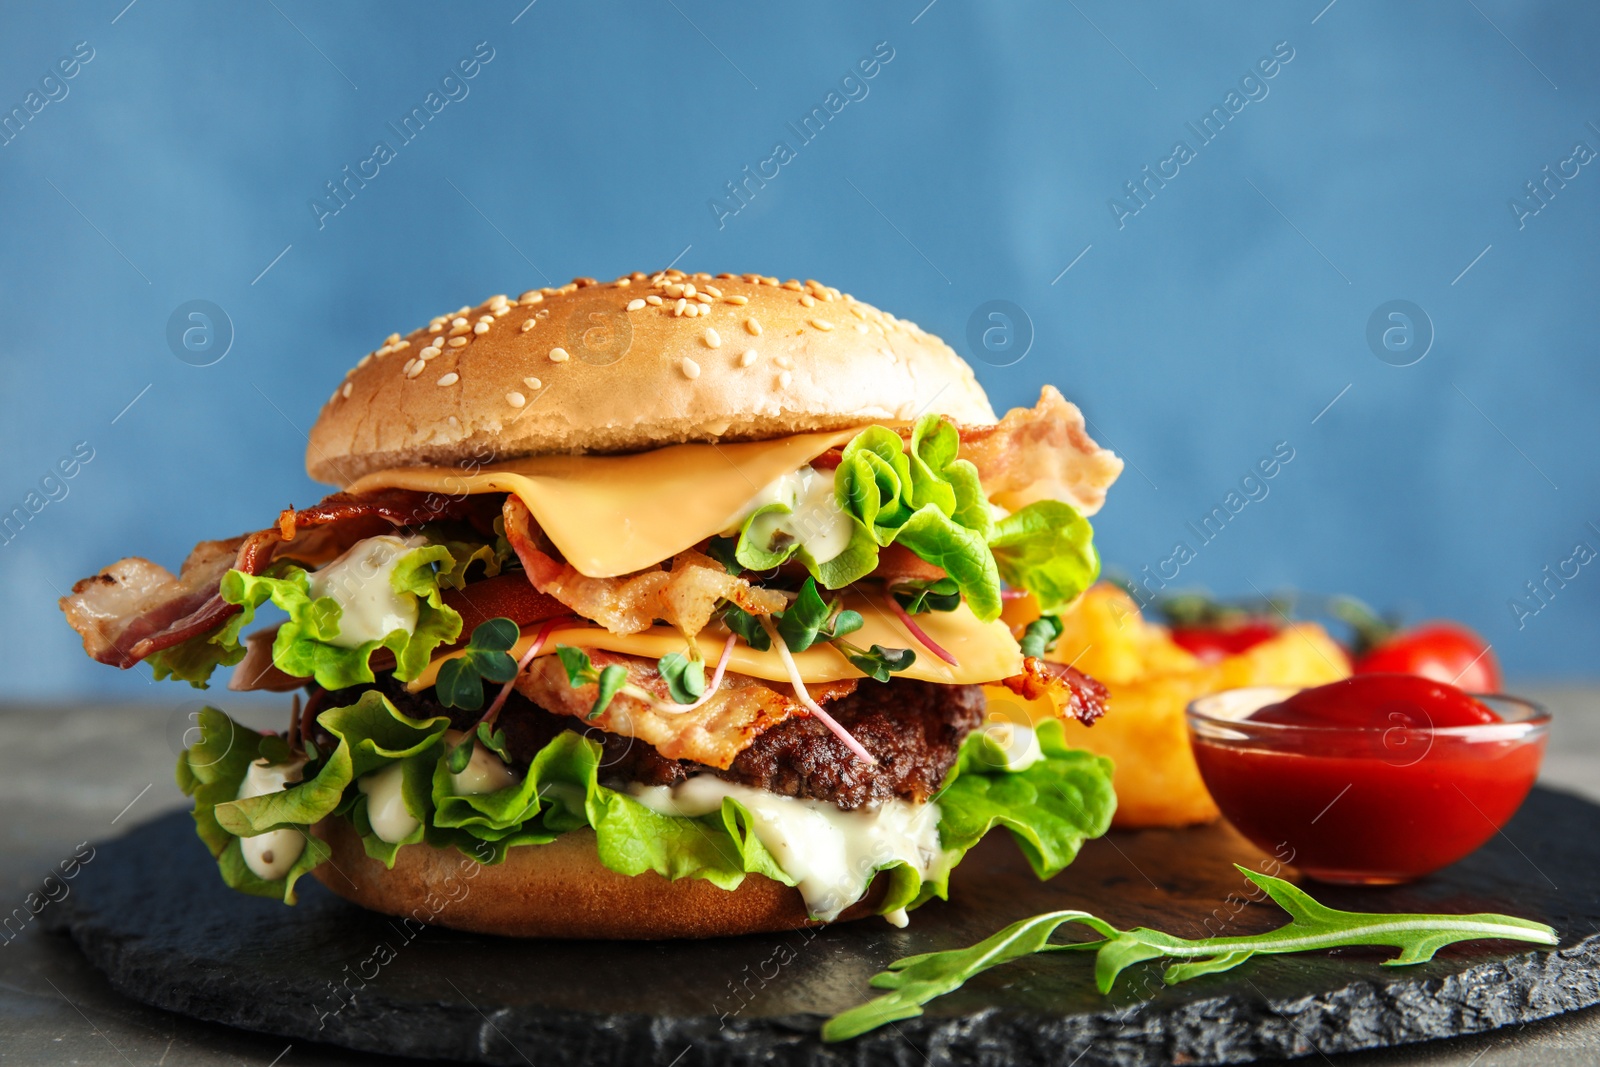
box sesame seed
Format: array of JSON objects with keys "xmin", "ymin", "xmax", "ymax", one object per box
[
  {"xmin": 488, "ymin": 294, "xmax": 508, "ymax": 306},
  {"xmin": 855, "ymin": 323, "xmax": 869, "ymax": 334},
  {"xmin": 519, "ymin": 291, "xmax": 544, "ymax": 305},
  {"xmin": 646, "ymin": 295, "xmax": 664, "ymax": 306},
  {"xmin": 392, "ymin": 339, "xmax": 410, "ymax": 350},
  {"xmin": 705, "ymin": 285, "xmax": 722, "ymax": 298},
  {"xmin": 799, "ymin": 293, "xmax": 816, "ymax": 307},
  {"xmin": 739, "ymin": 349, "xmax": 758, "ymax": 367},
  {"xmin": 437, "ymin": 372, "xmax": 460, "ymax": 387},
  {"xmin": 778, "ymin": 370, "xmax": 793, "ymax": 388},
  {"xmin": 666, "ymin": 283, "xmax": 684, "ymax": 298},
  {"xmin": 745, "ymin": 318, "xmax": 762, "ymax": 336},
  {"xmin": 685, "ymin": 302, "xmax": 701, "ymax": 318},
  {"xmin": 725, "ymin": 294, "xmax": 748, "ymax": 305},
  {"xmin": 406, "ymin": 360, "xmax": 425, "ymax": 379},
  {"xmin": 430, "ymin": 323, "xmax": 444, "ymax": 333},
  {"xmin": 683, "ymin": 283, "xmax": 696, "ymax": 297},
  {"xmin": 674, "ymin": 298, "xmax": 687, "ymax": 316},
  {"xmin": 474, "ymin": 322, "xmax": 490, "ymax": 335},
  {"xmin": 385, "ymin": 333, "xmax": 401, "ymax": 345},
  {"xmin": 695, "ymin": 292, "xmax": 714, "ymax": 304},
  {"xmin": 782, "ymin": 280, "xmax": 802, "ymax": 291},
  {"xmin": 450, "ymin": 324, "xmax": 471, "ymax": 337},
  {"xmin": 452, "ymin": 317, "xmax": 468, "ymax": 328},
  {"xmin": 507, "ymin": 391, "xmax": 526, "ymax": 407},
  {"xmin": 775, "ymin": 354, "xmax": 794, "ymax": 369},
  {"xmin": 704, "ymin": 328, "xmax": 721, "ymax": 348},
  {"xmin": 521, "ymin": 319, "xmax": 537, "ymax": 333},
  {"xmin": 420, "ymin": 346, "xmax": 442, "ymax": 359},
  {"xmin": 448, "ymin": 337, "xmax": 469, "ymax": 348},
  {"xmin": 680, "ymin": 356, "xmax": 701, "ymax": 379},
  {"xmin": 616, "ymin": 277, "xmax": 632, "ymax": 288},
  {"xmin": 342, "ymin": 381, "xmax": 353, "ymax": 398},
  {"xmin": 358, "ymin": 353, "xmax": 374, "ymax": 368},
  {"xmin": 626, "ymin": 299, "xmax": 647, "ymax": 312},
  {"xmin": 809, "ymin": 318, "xmax": 834, "ymax": 331},
  {"xmin": 524, "ymin": 376, "xmax": 542, "ymax": 390},
  {"xmin": 478, "ymin": 314, "xmax": 495, "ymax": 323},
  {"xmin": 549, "ymin": 347, "xmax": 570, "ymax": 362}
]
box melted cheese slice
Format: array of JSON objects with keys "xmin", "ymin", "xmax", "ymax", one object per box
[
  {"xmin": 347, "ymin": 428, "xmax": 861, "ymax": 579},
  {"xmin": 410, "ymin": 593, "xmax": 1024, "ymax": 690}
]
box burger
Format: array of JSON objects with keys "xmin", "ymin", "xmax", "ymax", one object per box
[{"xmin": 60, "ymin": 271, "xmax": 1124, "ymax": 938}]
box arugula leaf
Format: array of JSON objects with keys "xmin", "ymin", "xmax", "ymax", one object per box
[
  {"xmin": 892, "ymin": 577, "xmax": 961, "ymax": 615},
  {"xmin": 1019, "ymin": 614, "xmax": 1064, "ymax": 659},
  {"xmin": 720, "ymin": 603, "xmax": 772, "ymax": 651},
  {"xmin": 774, "ymin": 578, "xmax": 864, "ymax": 652},
  {"xmin": 434, "ymin": 617, "xmax": 520, "ymax": 711},
  {"xmin": 839, "ymin": 643, "xmax": 917, "ymax": 683},
  {"xmin": 988, "ymin": 501, "xmax": 1100, "ymax": 615},
  {"xmin": 658, "ymin": 652, "xmax": 706, "ymax": 704},
  {"xmin": 554, "ymin": 645, "xmax": 628, "ymax": 720},
  {"xmin": 823, "ymin": 867, "xmax": 1559, "ymax": 1041}
]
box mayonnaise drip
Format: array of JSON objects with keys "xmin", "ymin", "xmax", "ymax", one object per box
[
  {"xmin": 235, "ymin": 757, "xmax": 309, "ymax": 881},
  {"xmin": 358, "ymin": 762, "xmax": 420, "ymax": 843},
  {"xmin": 307, "ymin": 534, "xmax": 427, "ymax": 647},
  {"xmin": 444, "ymin": 730, "xmax": 521, "ymax": 795},
  {"xmin": 725, "ymin": 466, "xmax": 853, "ymax": 565},
  {"xmin": 626, "ymin": 777, "xmax": 945, "ymax": 923}
]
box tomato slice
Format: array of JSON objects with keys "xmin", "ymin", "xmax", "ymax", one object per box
[{"xmin": 441, "ymin": 573, "xmax": 570, "ymax": 636}]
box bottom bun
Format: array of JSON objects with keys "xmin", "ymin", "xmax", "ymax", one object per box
[{"xmin": 309, "ymin": 816, "xmax": 885, "ymax": 939}]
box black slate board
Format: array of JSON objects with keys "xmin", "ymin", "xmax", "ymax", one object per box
[{"xmin": 49, "ymin": 786, "xmax": 1600, "ymax": 1066}]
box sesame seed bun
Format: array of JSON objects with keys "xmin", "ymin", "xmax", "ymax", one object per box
[
  {"xmin": 309, "ymin": 816, "xmax": 885, "ymax": 939},
  {"xmin": 307, "ymin": 271, "xmax": 996, "ymax": 485}
]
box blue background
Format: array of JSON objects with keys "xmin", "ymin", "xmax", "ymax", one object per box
[{"xmin": 2, "ymin": 0, "xmax": 1595, "ymax": 699}]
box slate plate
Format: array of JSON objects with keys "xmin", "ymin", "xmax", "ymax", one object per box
[{"xmin": 49, "ymin": 786, "xmax": 1600, "ymax": 1066}]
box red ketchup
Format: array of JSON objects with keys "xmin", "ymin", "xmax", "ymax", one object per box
[{"xmin": 1190, "ymin": 674, "xmax": 1546, "ymax": 883}]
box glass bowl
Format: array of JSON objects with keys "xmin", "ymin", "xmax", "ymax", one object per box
[{"xmin": 1186, "ymin": 686, "xmax": 1549, "ymax": 884}]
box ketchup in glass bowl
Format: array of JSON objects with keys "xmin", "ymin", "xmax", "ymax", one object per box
[{"xmin": 1187, "ymin": 674, "xmax": 1549, "ymax": 884}]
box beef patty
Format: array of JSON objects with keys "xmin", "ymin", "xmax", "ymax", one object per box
[{"xmin": 325, "ymin": 675, "xmax": 986, "ymax": 811}]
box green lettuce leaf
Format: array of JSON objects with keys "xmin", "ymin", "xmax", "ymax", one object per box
[
  {"xmin": 179, "ymin": 699, "xmax": 1115, "ymax": 922},
  {"xmin": 173, "ymin": 706, "xmax": 329, "ymax": 903},
  {"xmin": 934, "ymin": 717, "xmax": 1116, "ymax": 878},
  {"xmin": 218, "ymin": 544, "xmax": 463, "ymax": 690},
  {"xmin": 988, "ymin": 501, "xmax": 1101, "ymax": 614}
]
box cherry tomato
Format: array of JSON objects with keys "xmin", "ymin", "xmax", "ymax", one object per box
[
  {"xmin": 1352, "ymin": 622, "xmax": 1501, "ymax": 694},
  {"xmin": 1250, "ymin": 672, "xmax": 1499, "ymax": 729},
  {"xmin": 1169, "ymin": 620, "xmax": 1280, "ymax": 661}
]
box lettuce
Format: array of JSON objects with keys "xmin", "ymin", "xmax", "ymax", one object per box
[
  {"xmin": 934, "ymin": 717, "xmax": 1116, "ymax": 879},
  {"xmin": 178, "ymin": 696, "xmax": 1117, "ymax": 922},
  {"xmin": 988, "ymin": 501, "xmax": 1101, "ymax": 615},
  {"xmin": 173, "ymin": 706, "xmax": 330, "ymax": 904},
  {"xmin": 216, "ymin": 543, "xmax": 463, "ymax": 691},
  {"xmin": 728, "ymin": 415, "xmax": 1103, "ymax": 620}
]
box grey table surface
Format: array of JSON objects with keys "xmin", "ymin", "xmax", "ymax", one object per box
[{"xmin": 2, "ymin": 688, "xmax": 1597, "ymax": 1067}]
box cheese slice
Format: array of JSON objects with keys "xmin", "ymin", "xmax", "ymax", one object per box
[
  {"xmin": 409, "ymin": 593, "xmax": 1024, "ymax": 691},
  {"xmin": 347, "ymin": 428, "xmax": 861, "ymax": 579}
]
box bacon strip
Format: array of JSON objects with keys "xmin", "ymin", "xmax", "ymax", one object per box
[
  {"xmin": 60, "ymin": 490, "xmax": 491, "ymax": 670},
  {"xmin": 501, "ymin": 496, "xmax": 787, "ymax": 638},
  {"xmin": 999, "ymin": 657, "xmax": 1109, "ymax": 727}
]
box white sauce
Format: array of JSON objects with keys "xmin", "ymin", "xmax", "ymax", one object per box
[
  {"xmin": 307, "ymin": 534, "xmax": 426, "ymax": 647},
  {"xmin": 627, "ymin": 777, "xmax": 943, "ymax": 922},
  {"xmin": 358, "ymin": 762, "xmax": 420, "ymax": 843},
  {"xmin": 979, "ymin": 719, "xmax": 1044, "ymax": 772},
  {"xmin": 444, "ymin": 730, "xmax": 521, "ymax": 795},
  {"xmin": 725, "ymin": 466, "xmax": 853, "ymax": 565},
  {"xmin": 236, "ymin": 757, "xmax": 308, "ymax": 880}
]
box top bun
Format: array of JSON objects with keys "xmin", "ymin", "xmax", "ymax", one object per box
[{"xmin": 307, "ymin": 271, "xmax": 996, "ymax": 485}]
